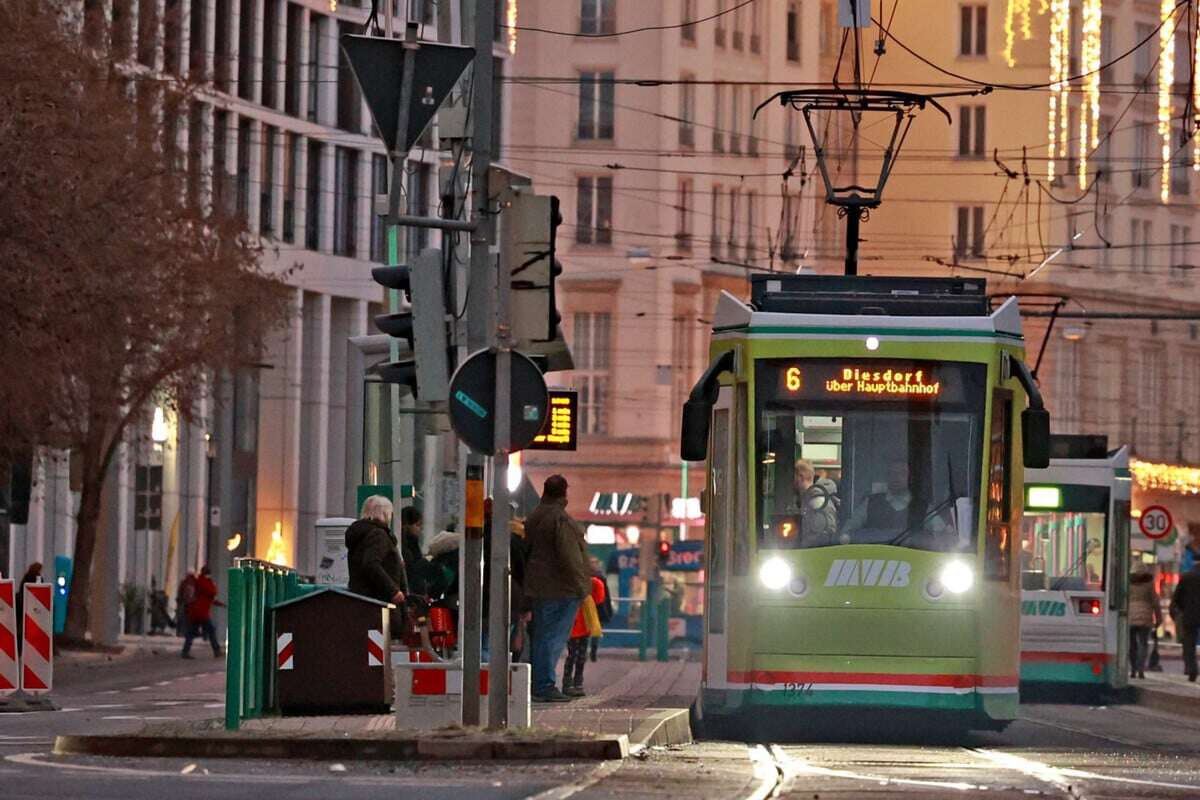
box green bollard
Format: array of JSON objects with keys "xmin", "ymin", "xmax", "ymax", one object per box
[
  {"xmin": 224, "ymin": 567, "xmax": 246, "ymax": 730},
  {"xmin": 245, "ymin": 566, "xmax": 261, "ymax": 717},
  {"xmin": 253, "ymin": 567, "xmax": 267, "ymax": 715},
  {"xmin": 656, "ymin": 595, "xmax": 670, "ymax": 662},
  {"xmin": 284, "ymin": 570, "xmax": 299, "ymax": 601},
  {"xmin": 263, "ymin": 569, "xmax": 278, "ymax": 713}
]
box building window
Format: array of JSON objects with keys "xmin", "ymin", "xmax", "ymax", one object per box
[
  {"xmin": 578, "ymin": 71, "xmax": 615, "ymax": 140},
  {"xmin": 1134, "ymin": 22, "xmax": 1154, "ymax": 86},
  {"xmin": 715, "ymin": 0, "xmax": 726, "ymax": 46},
  {"xmin": 955, "ymin": 205, "xmax": 985, "ymax": 259},
  {"xmin": 580, "ymin": 0, "xmax": 615, "ymax": 34},
  {"xmin": 187, "ymin": 103, "xmax": 204, "ymax": 208},
  {"xmin": 727, "ymin": 189, "xmax": 740, "ymax": 255},
  {"xmin": 745, "ymin": 190, "xmax": 757, "ymax": 260},
  {"xmin": 1172, "ymin": 152, "xmax": 1191, "ymax": 196},
  {"xmin": 748, "ymin": 89, "xmax": 761, "ymax": 156},
  {"xmin": 214, "ymin": 0, "xmax": 230, "ymax": 90},
  {"xmin": 733, "ymin": 0, "xmax": 744, "ymax": 50},
  {"xmin": 819, "ymin": 2, "xmax": 834, "ymax": 57},
  {"xmin": 135, "ymin": 465, "xmax": 163, "ymax": 531},
  {"xmin": 960, "ymin": 4, "xmax": 987, "ymax": 56},
  {"xmin": 163, "ymin": 0, "xmax": 182, "ymax": 75},
  {"xmin": 729, "ymin": 86, "xmax": 743, "ymax": 154},
  {"xmin": 787, "ymin": 3, "xmax": 801, "ymax": 62},
  {"xmin": 337, "ymin": 21, "xmax": 363, "ymax": 132},
  {"xmin": 1099, "ymin": 15, "xmax": 1114, "ymax": 86},
  {"xmin": 1171, "ymin": 224, "xmax": 1192, "ymax": 278},
  {"xmin": 237, "ymin": 0, "xmax": 254, "ymax": 100},
  {"xmin": 370, "ymin": 155, "xmax": 388, "ymax": 263},
  {"xmin": 307, "ymin": 14, "xmax": 323, "ymax": 123},
  {"xmin": 575, "ymin": 176, "xmax": 613, "ymax": 244},
  {"xmin": 1096, "ymin": 115, "xmax": 1112, "ymax": 183},
  {"xmin": 784, "ymin": 112, "xmax": 800, "ymax": 160},
  {"xmin": 236, "ymin": 117, "xmax": 251, "ymax": 221},
  {"xmin": 679, "ymin": 78, "xmax": 696, "ymax": 147},
  {"xmin": 1131, "ymin": 218, "xmax": 1152, "ymax": 273},
  {"xmin": 573, "ymin": 312, "xmax": 611, "ymax": 435},
  {"xmin": 187, "ymin": 0, "xmax": 206, "ymax": 79},
  {"xmin": 283, "ymin": 133, "xmax": 298, "ymax": 243},
  {"xmin": 305, "ymin": 140, "xmax": 323, "ymax": 250},
  {"xmin": 750, "ymin": 0, "xmax": 762, "ymax": 53},
  {"xmin": 260, "ymin": 125, "xmax": 276, "ymax": 235},
  {"xmin": 676, "ymin": 178, "xmax": 692, "ymax": 252},
  {"xmin": 681, "ymin": 0, "xmax": 696, "ymax": 43},
  {"xmin": 261, "ymin": 0, "xmax": 279, "ymax": 107},
  {"xmin": 958, "ymin": 106, "xmax": 985, "ymax": 157},
  {"xmin": 285, "ymin": 4, "xmax": 302, "ymax": 115},
  {"xmin": 1132, "ymin": 121, "xmax": 1152, "ymax": 189},
  {"xmin": 710, "ymin": 185, "xmax": 722, "ymax": 257},
  {"xmin": 713, "ymin": 84, "xmax": 725, "ymax": 152},
  {"xmin": 334, "ymin": 148, "xmax": 359, "ymax": 257}
]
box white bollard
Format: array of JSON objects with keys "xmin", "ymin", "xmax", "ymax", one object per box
[
  {"xmin": 393, "ymin": 661, "xmax": 531, "ymax": 730},
  {"xmin": 0, "ymin": 580, "xmax": 16, "ymax": 694},
  {"xmin": 20, "ymin": 583, "xmax": 53, "ymax": 693}
]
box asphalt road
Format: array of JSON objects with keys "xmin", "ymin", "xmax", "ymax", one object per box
[{"xmin": 5, "ymin": 646, "xmax": 1200, "ymax": 798}]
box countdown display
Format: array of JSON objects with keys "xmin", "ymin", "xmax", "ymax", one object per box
[{"xmin": 529, "ymin": 389, "xmax": 578, "ymax": 451}]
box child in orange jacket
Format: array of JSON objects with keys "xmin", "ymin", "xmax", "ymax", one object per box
[{"xmin": 562, "ymin": 575, "xmax": 606, "ymax": 696}]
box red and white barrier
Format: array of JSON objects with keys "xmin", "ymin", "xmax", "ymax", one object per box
[
  {"xmin": 0, "ymin": 581, "xmax": 17, "ymax": 694},
  {"xmin": 277, "ymin": 632, "xmax": 294, "ymax": 671},
  {"xmin": 394, "ymin": 662, "xmax": 531, "ymax": 730},
  {"xmin": 20, "ymin": 583, "xmax": 53, "ymax": 693},
  {"xmin": 367, "ymin": 629, "xmax": 385, "ymax": 667}
]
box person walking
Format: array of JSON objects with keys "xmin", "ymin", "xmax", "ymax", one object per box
[
  {"xmin": 1170, "ymin": 560, "xmax": 1200, "ymax": 681},
  {"xmin": 562, "ymin": 574, "xmax": 606, "ymax": 696},
  {"xmin": 175, "ymin": 571, "xmax": 196, "ymax": 638},
  {"xmin": 346, "ymin": 495, "xmax": 408, "ymax": 637},
  {"xmin": 1128, "ymin": 564, "xmax": 1161, "ymax": 679},
  {"xmin": 524, "ymin": 475, "xmax": 591, "ymax": 703},
  {"xmin": 588, "ymin": 557, "xmax": 612, "ymax": 663},
  {"xmin": 182, "ymin": 566, "xmax": 224, "ymax": 658},
  {"xmin": 15, "ymin": 562, "xmax": 42, "ymax": 655}
]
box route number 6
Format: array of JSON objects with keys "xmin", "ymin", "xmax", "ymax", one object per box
[{"xmin": 785, "ymin": 367, "xmax": 802, "ymax": 392}]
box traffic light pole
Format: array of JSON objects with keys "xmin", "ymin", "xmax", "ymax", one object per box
[{"xmin": 460, "ymin": 0, "xmax": 495, "ymax": 728}]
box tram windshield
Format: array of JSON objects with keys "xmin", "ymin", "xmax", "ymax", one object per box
[
  {"xmin": 1020, "ymin": 486, "xmax": 1109, "ymax": 590},
  {"xmin": 755, "ymin": 358, "xmax": 987, "ymax": 552}
]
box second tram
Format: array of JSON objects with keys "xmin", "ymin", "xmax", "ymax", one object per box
[
  {"xmin": 1020, "ymin": 435, "xmax": 1131, "ymax": 695},
  {"xmin": 684, "ymin": 276, "xmax": 1050, "ymax": 732}
]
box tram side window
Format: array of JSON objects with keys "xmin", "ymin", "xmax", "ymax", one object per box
[
  {"xmin": 984, "ymin": 391, "xmax": 1012, "ymax": 580},
  {"xmin": 1020, "ymin": 511, "xmax": 1106, "ymax": 591}
]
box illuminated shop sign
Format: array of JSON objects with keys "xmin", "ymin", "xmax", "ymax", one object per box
[{"xmin": 529, "ymin": 389, "xmax": 578, "ymax": 451}]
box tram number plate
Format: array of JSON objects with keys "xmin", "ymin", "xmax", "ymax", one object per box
[{"xmin": 782, "ymin": 682, "xmax": 815, "ymax": 697}]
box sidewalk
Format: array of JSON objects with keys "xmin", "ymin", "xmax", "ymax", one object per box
[
  {"xmin": 53, "ymin": 649, "xmax": 700, "ymax": 761},
  {"xmin": 1132, "ymin": 649, "xmax": 1200, "ymax": 716}
]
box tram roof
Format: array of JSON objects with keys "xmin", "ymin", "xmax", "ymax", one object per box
[{"xmin": 714, "ymin": 276, "xmax": 1023, "ymax": 340}]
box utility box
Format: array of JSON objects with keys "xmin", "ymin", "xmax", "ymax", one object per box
[
  {"xmin": 313, "ymin": 517, "xmax": 355, "ymax": 586},
  {"xmin": 273, "ymin": 588, "xmax": 393, "ymax": 715}
]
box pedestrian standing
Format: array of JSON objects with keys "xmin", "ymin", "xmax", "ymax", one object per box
[
  {"xmin": 1170, "ymin": 561, "xmax": 1200, "ymax": 681},
  {"xmin": 562, "ymin": 574, "xmax": 606, "ymax": 696},
  {"xmin": 182, "ymin": 566, "xmax": 225, "ymax": 658},
  {"xmin": 524, "ymin": 475, "xmax": 591, "ymax": 703},
  {"xmin": 345, "ymin": 495, "xmax": 408, "ymax": 636},
  {"xmin": 16, "ymin": 562, "xmax": 42, "ymax": 655},
  {"xmin": 588, "ymin": 557, "xmax": 612, "ymax": 663},
  {"xmin": 175, "ymin": 571, "xmax": 196, "ymax": 637},
  {"xmin": 1128, "ymin": 564, "xmax": 1161, "ymax": 679},
  {"xmin": 398, "ymin": 506, "xmax": 429, "ymax": 596}
]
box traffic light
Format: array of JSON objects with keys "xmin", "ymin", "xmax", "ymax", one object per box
[
  {"xmin": 656, "ymin": 539, "xmax": 671, "ymax": 570},
  {"xmin": 370, "ymin": 249, "xmax": 450, "ymax": 401},
  {"xmin": 503, "ymin": 190, "xmax": 562, "ymax": 344}
]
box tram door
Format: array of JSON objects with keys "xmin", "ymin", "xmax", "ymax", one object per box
[
  {"xmin": 1110, "ymin": 499, "xmax": 1131, "ymax": 688},
  {"xmin": 703, "ymin": 388, "xmax": 732, "ymax": 686}
]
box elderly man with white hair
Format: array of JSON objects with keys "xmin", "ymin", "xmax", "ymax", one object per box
[{"xmin": 346, "ymin": 495, "xmax": 408, "ymax": 610}]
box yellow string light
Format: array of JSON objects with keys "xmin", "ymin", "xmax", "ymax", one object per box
[
  {"xmin": 1047, "ymin": 0, "xmax": 1070, "ymax": 181},
  {"xmin": 1132, "ymin": 459, "xmax": 1200, "ymax": 496},
  {"xmin": 507, "ymin": 0, "xmax": 518, "ymax": 54},
  {"xmin": 1079, "ymin": 1, "xmax": 1101, "ymax": 189},
  {"xmin": 1159, "ymin": 0, "xmax": 1176, "ymax": 204},
  {"xmin": 1004, "ymin": 0, "xmax": 1034, "ymax": 68}
]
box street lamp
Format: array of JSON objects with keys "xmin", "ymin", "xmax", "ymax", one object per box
[
  {"xmin": 759, "ymin": 89, "xmax": 950, "ymax": 276},
  {"xmin": 151, "ymin": 406, "xmax": 169, "ymax": 447}
]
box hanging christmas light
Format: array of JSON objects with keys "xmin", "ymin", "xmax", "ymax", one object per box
[
  {"xmin": 507, "ymin": 0, "xmax": 518, "ymax": 55},
  {"xmin": 1079, "ymin": 1, "xmax": 1102, "ymax": 188},
  {"xmin": 1004, "ymin": 0, "xmax": 1034, "ymax": 68},
  {"xmin": 1047, "ymin": 0, "xmax": 1070, "ymax": 181},
  {"xmin": 1159, "ymin": 0, "xmax": 1176, "ymax": 203}
]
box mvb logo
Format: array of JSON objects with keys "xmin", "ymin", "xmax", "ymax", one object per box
[{"xmin": 824, "ymin": 559, "xmax": 912, "ymax": 587}]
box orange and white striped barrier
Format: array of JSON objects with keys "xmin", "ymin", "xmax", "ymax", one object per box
[
  {"xmin": 276, "ymin": 632, "xmax": 294, "ymax": 671},
  {"xmin": 393, "ymin": 662, "xmax": 530, "ymax": 730},
  {"xmin": 367, "ymin": 629, "xmax": 385, "ymax": 667},
  {"xmin": 20, "ymin": 583, "xmax": 53, "ymax": 693},
  {"xmin": 0, "ymin": 580, "xmax": 17, "ymax": 694}
]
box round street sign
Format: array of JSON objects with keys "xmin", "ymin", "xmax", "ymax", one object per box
[
  {"xmin": 448, "ymin": 349, "xmax": 548, "ymax": 455},
  {"xmin": 1139, "ymin": 504, "xmax": 1173, "ymax": 540}
]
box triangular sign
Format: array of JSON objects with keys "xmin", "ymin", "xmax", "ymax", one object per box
[{"xmin": 341, "ymin": 35, "xmax": 475, "ymax": 155}]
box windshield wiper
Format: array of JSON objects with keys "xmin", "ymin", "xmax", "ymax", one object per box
[
  {"xmin": 885, "ymin": 494, "xmax": 956, "ymax": 548},
  {"xmin": 1050, "ymin": 547, "xmax": 1097, "ymax": 591}
]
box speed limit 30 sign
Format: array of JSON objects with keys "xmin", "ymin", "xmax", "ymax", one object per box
[{"xmin": 1139, "ymin": 504, "xmax": 1173, "ymax": 540}]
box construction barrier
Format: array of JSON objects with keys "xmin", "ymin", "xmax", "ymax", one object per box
[
  {"xmin": 21, "ymin": 583, "xmax": 53, "ymax": 693},
  {"xmin": 0, "ymin": 580, "xmax": 16, "ymax": 694},
  {"xmin": 224, "ymin": 559, "xmax": 317, "ymax": 730},
  {"xmin": 394, "ymin": 662, "xmax": 531, "ymax": 730}
]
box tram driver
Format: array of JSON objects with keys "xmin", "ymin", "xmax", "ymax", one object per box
[{"xmin": 842, "ymin": 460, "xmax": 950, "ymax": 544}]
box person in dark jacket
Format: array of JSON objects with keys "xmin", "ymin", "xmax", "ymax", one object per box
[
  {"xmin": 399, "ymin": 506, "xmax": 429, "ymax": 595},
  {"xmin": 346, "ymin": 495, "xmax": 408, "ymax": 612},
  {"xmin": 588, "ymin": 557, "xmax": 613, "ymax": 663},
  {"xmin": 182, "ymin": 566, "xmax": 224, "ymax": 658},
  {"xmin": 524, "ymin": 475, "xmax": 591, "ymax": 702},
  {"xmin": 1171, "ymin": 562, "xmax": 1200, "ymax": 681}
]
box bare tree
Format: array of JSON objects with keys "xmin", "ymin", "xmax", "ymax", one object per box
[{"xmin": 0, "ymin": 0, "xmax": 291, "ymax": 643}]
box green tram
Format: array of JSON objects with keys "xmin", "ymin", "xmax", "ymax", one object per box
[{"xmin": 681, "ymin": 276, "xmax": 1050, "ymax": 732}]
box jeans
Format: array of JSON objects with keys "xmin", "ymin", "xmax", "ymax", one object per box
[
  {"xmin": 1182, "ymin": 623, "xmax": 1200, "ymax": 678},
  {"xmin": 532, "ymin": 597, "xmax": 581, "ymax": 694},
  {"xmin": 182, "ymin": 619, "xmax": 221, "ymax": 656},
  {"xmin": 1130, "ymin": 625, "xmax": 1152, "ymax": 674}
]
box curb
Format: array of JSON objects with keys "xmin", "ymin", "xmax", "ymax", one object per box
[
  {"xmin": 629, "ymin": 708, "xmax": 693, "ymax": 749},
  {"xmin": 53, "ymin": 733, "xmax": 631, "ymax": 762},
  {"xmin": 1133, "ymin": 684, "xmax": 1200, "ymax": 717}
]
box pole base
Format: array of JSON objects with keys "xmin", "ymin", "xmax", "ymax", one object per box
[{"xmin": 0, "ymin": 690, "xmax": 59, "ymax": 713}]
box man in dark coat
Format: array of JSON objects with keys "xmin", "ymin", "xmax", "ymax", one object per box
[
  {"xmin": 1172, "ymin": 562, "xmax": 1200, "ymax": 681},
  {"xmin": 398, "ymin": 506, "xmax": 428, "ymax": 595},
  {"xmin": 523, "ymin": 475, "xmax": 591, "ymax": 702},
  {"xmin": 346, "ymin": 495, "xmax": 408, "ymax": 610}
]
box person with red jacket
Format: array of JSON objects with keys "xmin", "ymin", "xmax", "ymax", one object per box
[
  {"xmin": 561, "ymin": 575, "xmax": 606, "ymax": 697},
  {"xmin": 182, "ymin": 565, "xmax": 225, "ymax": 659}
]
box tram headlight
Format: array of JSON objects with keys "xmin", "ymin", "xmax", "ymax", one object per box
[
  {"xmin": 939, "ymin": 561, "xmax": 974, "ymax": 594},
  {"xmin": 759, "ymin": 557, "xmax": 792, "ymax": 591}
]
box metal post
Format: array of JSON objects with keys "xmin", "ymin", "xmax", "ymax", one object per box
[
  {"xmin": 844, "ymin": 208, "xmax": 861, "ymax": 276},
  {"xmin": 487, "ymin": 263, "xmax": 513, "ymax": 727},
  {"xmin": 656, "ymin": 592, "xmax": 670, "ymax": 662},
  {"xmin": 461, "ymin": 0, "xmax": 496, "ymax": 728},
  {"xmin": 224, "ymin": 566, "xmax": 245, "ymax": 730}
]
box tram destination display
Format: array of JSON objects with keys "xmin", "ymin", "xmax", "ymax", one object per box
[{"xmin": 764, "ymin": 358, "xmax": 984, "ymax": 406}]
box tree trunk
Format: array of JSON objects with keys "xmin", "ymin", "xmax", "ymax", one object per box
[{"xmin": 62, "ymin": 424, "xmax": 115, "ymax": 645}]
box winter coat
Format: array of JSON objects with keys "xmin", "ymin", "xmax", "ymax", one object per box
[
  {"xmin": 188, "ymin": 574, "xmax": 219, "ymax": 623},
  {"xmin": 345, "ymin": 519, "xmax": 408, "ymax": 604},
  {"xmin": 593, "ymin": 570, "xmax": 614, "ymax": 623},
  {"xmin": 800, "ymin": 477, "xmax": 840, "ymax": 545},
  {"xmin": 523, "ymin": 499, "xmax": 591, "ymax": 601},
  {"xmin": 1172, "ymin": 568, "xmax": 1200, "ymax": 626},
  {"xmin": 1128, "ymin": 572, "xmax": 1160, "ymax": 627},
  {"xmin": 570, "ymin": 577, "xmax": 608, "ymax": 639}
]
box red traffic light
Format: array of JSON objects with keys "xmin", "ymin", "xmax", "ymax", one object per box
[{"xmin": 657, "ymin": 540, "xmax": 671, "ymax": 556}]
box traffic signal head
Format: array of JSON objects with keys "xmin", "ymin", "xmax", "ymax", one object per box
[
  {"xmin": 372, "ymin": 359, "xmax": 419, "ymax": 395},
  {"xmin": 374, "ymin": 311, "xmax": 415, "ymax": 347},
  {"xmin": 371, "ymin": 265, "xmax": 412, "ymax": 296},
  {"xmin": 656, "ymin": 539, "xmax": 671, "ymax": 568}
]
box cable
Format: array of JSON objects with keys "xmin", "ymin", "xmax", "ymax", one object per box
[{"xmin": 501, "ymin": 0, "xmax": 759, "ymax": 39}]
